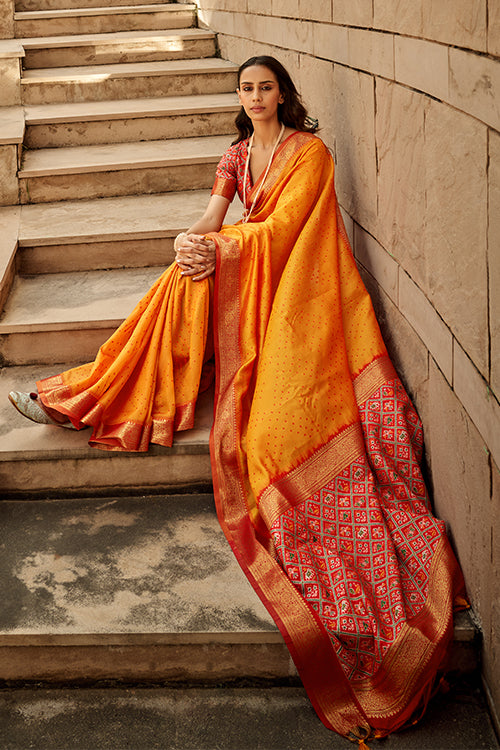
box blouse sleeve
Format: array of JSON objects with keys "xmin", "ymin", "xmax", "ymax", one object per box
[{"xmin": 211, "ymin": 143, "xmax": 239, "ymax": 202}]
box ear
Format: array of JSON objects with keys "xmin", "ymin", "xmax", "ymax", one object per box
[
  {"xmin": 236, "ymin": 88, "xmax": 242, "ymax": 104},
  {"xmin": 278, "ymin": 93, "xmax": 284, "ymax": 104}
]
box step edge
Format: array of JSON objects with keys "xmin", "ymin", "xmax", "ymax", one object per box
[
  {"xmin": 24, "ymin": 101, "xmax": 239, "ymax": 124},
  {"xmin": 19, "ymin": 27, "xmax": 213, "ymax": 47},
  {"xmin": 0, "ymin": 631, "xmax": 283, "ymax": 646},
  {"xmin": 15, "ymin": 3, "xmax": 196, "ymax": 19}
]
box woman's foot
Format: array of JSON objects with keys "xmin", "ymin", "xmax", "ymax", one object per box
[{"xmin": 8, "ymin": 391, "xmax": 77, "ymax": 429}]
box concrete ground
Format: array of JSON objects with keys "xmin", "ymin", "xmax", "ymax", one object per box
[{"xmin": 0, "ymin": 678, "xmax": 498, "ymax": 750}]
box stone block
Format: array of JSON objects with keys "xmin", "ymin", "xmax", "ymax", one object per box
[
  {"xmin": 423, "ymin": 100, "xmax": 488, "ymax": 376},
  {"xmin": 489, "ymin": 130, "xmax": 500, "ymax": 399},
  {"xmin": 0, "ymin": 144, "xmax": 18, "ymax": 205},
  {"xmin": 299, "ymin": 0, "xmax": 331, "ymax": 22},
  {"xmin": 0, "ymin": 56, "xmax": 22, "ymax": 106},
  {"xmin": 331, "ymin": 66, "xmax": 377, "ymax": 229},
  {"xmin": 489, "ymin": 0, "xmax": 500, "ymax": 56},
  {"xmin": 272, "ymin": 0, "xmax": 299, "ymax": 17},
  {"xmin": 425, "ymin": 361, "xmax": 492, "ymax": 651},
  {"xmin": 348, "ymin": 28, "xmax": 394, "ymax": 80},
  {"xmin": 453, "ymin": 342, "xmax": 500, "ymax": 470},
  {"xmin": 0, "ymin": 205, "xmax": 19, "ymax": 311},
  {"xmin": 375, "ymin": 80, "xmax": 426, "ymax": 281},
  {"xmin": 422, "ymin": 0, "xmax": 487, "ymax": 51},
  {"xmin": 297, "ymin": 55, "xmax": 335, "ymax": 150},
  {"xmin": 373, "ymin": 0, "xmax": 422, "ymax": 36},
  {"xmin": 247, "ymin": 0, "xmax": 271, "ymax": 13},
  {"xmin": 449, "ymin": 48, "xmax": 500, "ymax": 132},
  {"xmin": 333, "ymin": 0, "xmax": 372, "ymax": 27},
  {"xmin": 313, "ymin": 22, "xmax": 349, "ymax": 65},
  {"xmin": 354, "ymin": 224, "xmax": 398, "ymax": 305},
  {"xmin": 398, "ymin": 269, "xmax": 453, "ymax": 384},
  {"xmin": 395, "ymin": 36, "xmax": 448, "ymax": 102},
  {"xmin": 0, "ymin": 0, "xmax": 14, "ymax": 38}
]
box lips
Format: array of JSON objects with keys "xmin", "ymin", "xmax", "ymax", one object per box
[{"xmin": 251, "ymin": 107, "xmax": 264, "ymax": 112}]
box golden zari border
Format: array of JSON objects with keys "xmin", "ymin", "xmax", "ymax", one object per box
[
  {"xmin": 352, "ymin": 537, "xmax": 460, "ymax": 722},
  {"xmin": 353, "ymin": 355, "xmax": 397, "ymax": 405},
  {"xmin": 259, "ymin": 422, "xmax": 365, "ymax": 529}
]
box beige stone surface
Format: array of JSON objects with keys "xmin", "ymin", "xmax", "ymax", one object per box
[
  {"xmin": 0, "ymin": 144, "xmax": 19, "ymax": 205},
  {"xmin": 398, "ymin": 269, "xmax": 453, "ymax": 385},
  {"xmin": 422, "ymin": 0, "xmax": 487, "ymax": 50},
  {"xmin": 14, "ymin": 5, "xmax": 195, "ymax": 37},
  {"xmin": 0, "ymin": 205, "xmax": 19, "ymax": 311},
  {"xmin": 449, "ymin": 48, "xmax": 500, "ymax": 132},
  {"xmin": 313, "ymin": 22, "xmax": 349, "ymax": 65},
  {"xmin": 21, "ymin": 58, "xmax": 238, "ymax": 105},
  {"xmin": 425, "ymin": 361, "xmax": 492, "ymax": 651},
  {"xmin": 353, "ymin": 224, "xmax": 398, "ymax": 305},
  {"xmin": 19, "ymin": 134, "xmax": 232, "ymax": 176},
  {"xmin": 0, "ymin": 58, "xmax": 21, "ymax": 106},
  {"xmin": 299, "ymin": 0, "xmax": 330, "ymax": 22},
  {"xmin": 247, "ymin": 0, "xmax": 271, "ymax": 13},
  {"xmin": 22, "ymin": 31, "xmax": 216, "ymax": 69},
  {"xmin": 298, "ymin": 55, "xmax": 334, "ymax": 149},
  {"xmin": 489, "ymin": 130, "xmax": 500, "ymax": 399},
  {"xmin": 453, "ymin": 342, "xmax": 500, "ymax": 470},
  {"xmin": 395, "ymin": 36, "xmax": 448, "ymax": 102},
  {"xmin": 489, "ymin": 0, "xmax": 500, "ymax": 56},
  {"xmin": 26, "ymin": 111, "xmax": 236, "ymax": 149},
  {"xmin": 375, "ymin": 80, "xmax": 425, "ymax": 280},
  {"xmin": 331, "ymin": 66, "xmax": 377, "ymax": 229},
  {"xmin": 333, "ymin": 0, "xmax": 372, "ymax": 27},
  {"xmin": 423, "ymin": 100, "xmax": 488, "ymax": 376},
  {"xmin": 272, "ymin": 0, "xmax": 299, "ymax": 17},
  {"xmin": 0, "ymin": 106, "xmax": 24, "ymax": 145},
  {"xmin": 373, "ymin": 0, "xmax": 422, "ymax": 36},
  {"xmin": 348, "ymin": 28, "xmax": 394, "ymax": 80},
  {"xmin": 0, "ymin": 0, "xmax": 15, "ymax": 38}
]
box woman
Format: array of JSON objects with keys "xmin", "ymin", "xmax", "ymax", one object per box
[{"xmin": 9, "ymin": 56, "xmax": 466, "ymax": 745}]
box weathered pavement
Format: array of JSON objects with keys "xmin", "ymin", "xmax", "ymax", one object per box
[{"xmin": 0, "ymin": 677, "xmax": 498, "ymax": 750}]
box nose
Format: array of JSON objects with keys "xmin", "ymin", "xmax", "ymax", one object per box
[{"xmin": 252, "ymin": 88, "xmax": 262, "ymax": 101}]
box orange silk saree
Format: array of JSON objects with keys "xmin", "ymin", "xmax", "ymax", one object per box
[
  {"xmin": 209, "ymin": 133, "xmax": 466, "ymax": 742},
  {"xmin": 38, "ymin": 131, "xmax": 466, "ymax": 742}
]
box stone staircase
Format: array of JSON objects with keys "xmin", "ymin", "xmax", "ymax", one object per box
[{"xmin": 0, "ymin": 1, "xmax": 488, "ymax": 745}]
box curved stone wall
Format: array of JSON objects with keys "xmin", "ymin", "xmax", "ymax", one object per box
[{"xmin": 194, "ymin": 0, "xmax": 500, "ymax": 724}]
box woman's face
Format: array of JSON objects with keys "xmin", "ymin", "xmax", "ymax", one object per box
[{"xmin": 237, "ymin": 65, "xmax": 284, "ymax": 124}]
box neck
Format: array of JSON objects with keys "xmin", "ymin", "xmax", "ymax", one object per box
[{"xmin": 251, "ymin": 120, "xmax": 283, "ymax": 148}]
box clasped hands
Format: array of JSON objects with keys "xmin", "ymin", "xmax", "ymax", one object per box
[{"xmin": 175, "ymin": 232, "xmax": 216, "ymax": 282}]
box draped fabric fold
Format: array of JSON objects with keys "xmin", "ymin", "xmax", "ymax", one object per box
[
  {"xmin": 209, "ymin": 133, "xmax": 466, "ymax": 739},
  {"xmin": 37, "ymin": 131, "xmax": 466, "ymax": 740}
]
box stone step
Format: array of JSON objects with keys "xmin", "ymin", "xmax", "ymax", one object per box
[
  {"xmin": 0, "ymin": 493, "xmax": 290, "ymax": 681},
  {"xmin": 17, "ymin": 0, "xmax": 174, "ymax": 10},
  {"xmin": 0, "ymin": 492, "xmax": 479, "ymax": 683},
  {"xmin": 24, "ymin": 92, "xmax": 239, "ymax": 148},
  {"xmin": 18, "ymin": 133, "xmax": 233, "ymax": 202},
  {"xmin": 20, "ymin": 191, "xmax": 242, "ymax": 272},
  {"xmin": 2, "ymin": 681, "xmax": 499, "ymax": 750},
  {"xmin": 21, "ymin": 57, "xmax": 239, "ymax": 104},
  {"xmin": 14, "ymin": 3, "xmax": 196, "ymax": 38},
  {"xmin": 15, "ymin": 190, "xmax": 243, "ymax": 274},
  {"xmin": 0, "ymin": 365, "xmax": 214, "ymax": 494},
  {"xmin": 20, "ymin": 28, "xmax": 217, "ymax": 69}
]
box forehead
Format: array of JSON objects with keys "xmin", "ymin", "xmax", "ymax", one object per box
[{"xmin": 239, "ymin": 65, "xmax": 278, "ymax": 84}]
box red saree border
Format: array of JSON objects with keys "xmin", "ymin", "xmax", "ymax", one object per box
[
  {"xmin": 38, "ymin": 374, "xmax": 196, "ymax": 452},
  {"xmin": 210, "ymin": 232, "xmax": 371, "ymax": 739}
]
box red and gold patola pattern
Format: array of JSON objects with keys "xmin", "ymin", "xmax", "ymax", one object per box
[{"xmin": 210, "ymin": 133, "xmax": 466, "ymax": 740}]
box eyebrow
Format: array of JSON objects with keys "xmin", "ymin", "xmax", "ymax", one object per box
[{"xmin": 240, "ymin": 80, "xmax": 276, "ymax": 85}]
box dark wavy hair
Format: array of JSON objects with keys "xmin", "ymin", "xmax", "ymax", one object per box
[{"xmin": 232, "ymin": 55, "xmax": 319, "ymax": 144}]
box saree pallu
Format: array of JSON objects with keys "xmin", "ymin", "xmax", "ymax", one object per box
[
  {"xmin": 209, "ymin": 133, "xmax": 466, "ymax": 741},
  {"xmin": 38, "ymin": 132, "xmax": 466, "ymax": 742}
]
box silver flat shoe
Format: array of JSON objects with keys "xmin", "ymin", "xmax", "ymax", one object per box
[{"xmin": 8, "ymin": 391, "xmax": 77, "ymax": 429}]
